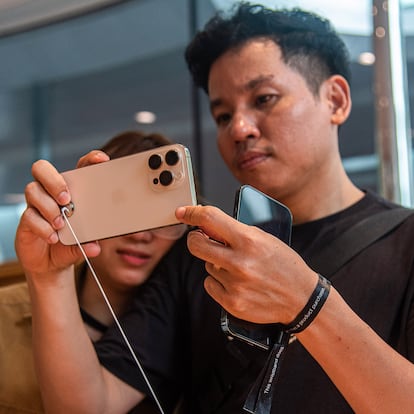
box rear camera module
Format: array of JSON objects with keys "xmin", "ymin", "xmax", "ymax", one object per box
[
  {"xmin": 148, "ymin": 154, "xmax": 162, "ymax": 170},
  {"xmin": 165, "ymin": 150, "xmax": 179, "ymax": 166},
  {"xmin": 159, "ymin": 170, "xmax": 173, "ymax": 186}
]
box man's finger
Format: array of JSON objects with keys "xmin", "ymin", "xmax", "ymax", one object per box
[
  {"xmin": 203, "ymin": 274, "xmax": 227, "ymax": 306},
  {"xmin": 176, "ymin": 205, "xmax": 244, "ymax": 246},
  {"xmin": 185, "ymin": 228, "xmax": 228, "ymax": 265}
]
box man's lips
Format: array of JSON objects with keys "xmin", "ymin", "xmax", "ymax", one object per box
[{"xmin": 237, "ymin": 151, "xmax": 269, "ymax": 170}]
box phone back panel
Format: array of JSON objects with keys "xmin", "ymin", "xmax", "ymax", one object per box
[{"xmin": 58, "ymin": 144, "xmax": 197, "ymax": 245}]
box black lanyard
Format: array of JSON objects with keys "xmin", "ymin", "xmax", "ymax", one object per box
[
  {"xmin": 243, "ymin": 274, "xmax": 331, "ymax": 414},
  {"xmin": 243, "ymin": 331, "xmax": 291, "ymax": 413}
]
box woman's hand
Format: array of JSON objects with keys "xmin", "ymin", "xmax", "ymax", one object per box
[{"xmin": 15, "ymin": 151, "xmax": 110, "ymax": 279}]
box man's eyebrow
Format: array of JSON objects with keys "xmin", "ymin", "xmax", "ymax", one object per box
[
  {"xmin": 246, "ymin": 74, "xmax": 274, "ymax": 90},
  {"xmin": 210, "ymin": 98, "xmax": 222, "ymax": 112},
  {"xmin": 209, "ymin": 74, "xmax": 275, "ymax": 111}
]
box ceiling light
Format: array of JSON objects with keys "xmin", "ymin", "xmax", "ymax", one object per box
[
  {"xmin": 358, "ymin": 52, "xmax": 375, "ymax": 65},
  {"xmin": 134, "ymin": 111, "xmax": 156, "ymax": 124}
]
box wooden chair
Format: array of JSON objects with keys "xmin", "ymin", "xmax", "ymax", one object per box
[{"xmin": 0, "ymin": 260, "xmax": 25, "ymax": 287}]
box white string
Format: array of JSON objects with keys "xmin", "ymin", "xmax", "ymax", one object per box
[{"xmin": 61, "ymin": 206, "xmax": 165, "ymax": 414}]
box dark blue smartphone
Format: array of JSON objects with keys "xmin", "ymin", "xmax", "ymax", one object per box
[{"xmin": 220, "ymin": 185, "xmax": 292, "ymax": 350}]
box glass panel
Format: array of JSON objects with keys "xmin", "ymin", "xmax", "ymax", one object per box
[{"xmin": 401, "ymin": 0, "xmax": 414, "ymax": 195}]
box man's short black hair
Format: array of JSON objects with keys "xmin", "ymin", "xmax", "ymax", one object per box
[{"xmin": 185, "ymin": 2, "xmax": 351, "ymax": 96}]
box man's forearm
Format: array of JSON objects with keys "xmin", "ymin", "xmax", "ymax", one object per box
[{"xmin": 298, "ymin": 288, "xmax": 414, "ymax": 414}]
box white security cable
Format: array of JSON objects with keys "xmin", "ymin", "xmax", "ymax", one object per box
[{"xmin": 61, "ymin": 206, "xmax": 165, "ymax": 414}]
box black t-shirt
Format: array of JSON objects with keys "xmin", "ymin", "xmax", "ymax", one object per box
[{"xmin": 95, "ymin": 190, "xmax": 414, "ymax": 413}]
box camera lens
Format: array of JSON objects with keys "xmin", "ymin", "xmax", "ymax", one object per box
[
  {"xmin": 165, "ymin": 150, "xmax": 179, "ymax": 166},
  {"xmin": 148, "ymin": 154, "xmax": 162, "ymax": 170},
  {"xmin": 159, "ymin": 170, "xmax": 173, "ymax": 186}
]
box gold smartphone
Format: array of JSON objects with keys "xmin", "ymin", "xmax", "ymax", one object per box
[
  {"xmin": 221, "ymin": 185, "xmax": 292, "ymax": 350},
  {"xmin": 58, "ymin": 144, "xmax": 197, "ymax": 245}
]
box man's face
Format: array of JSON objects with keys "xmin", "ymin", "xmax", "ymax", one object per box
[{"xmin": 208, "ymin": 39, "xmax": 341, "ymax": 203}]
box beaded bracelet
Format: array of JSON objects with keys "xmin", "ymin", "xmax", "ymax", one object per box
[{"xmin": 284, "ymin": 274, "xmax": 331, "ymax": 334}]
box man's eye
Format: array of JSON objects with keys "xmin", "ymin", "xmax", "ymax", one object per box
[
  {"xmin": 256, "ymin": 95, "xmax": 275, "ymax": 106},
  {"xmin": 215, "ymin": 113, "xmax": 231, "ymax": 125}
]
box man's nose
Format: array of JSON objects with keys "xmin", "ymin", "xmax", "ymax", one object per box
[{"xmin": 229, "ymin": 113, "xmax": 260, "ymax": 142}]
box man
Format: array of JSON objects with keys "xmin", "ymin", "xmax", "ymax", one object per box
[{"xmin": 15, "ymin": 3, "xmax": 414, "ymax": 413}]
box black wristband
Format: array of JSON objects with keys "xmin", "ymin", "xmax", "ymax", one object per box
[{"xmin": 284, "ymin": 274, "xmax": 331, "ymax": 334}]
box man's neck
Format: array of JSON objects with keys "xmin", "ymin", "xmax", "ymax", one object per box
[{"xmin": 283, "ymin": 169, "xmax": 364, "ymax": 225}]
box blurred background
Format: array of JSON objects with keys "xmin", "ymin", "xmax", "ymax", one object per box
[{"xmin": 0, "ymin": 0, "xmax": 413, "ymax": 262}]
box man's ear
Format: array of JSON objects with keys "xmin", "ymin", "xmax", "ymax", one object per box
[{"xmin": 325, "ymin": 75, "xmax": 352, "ymax": 125}]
